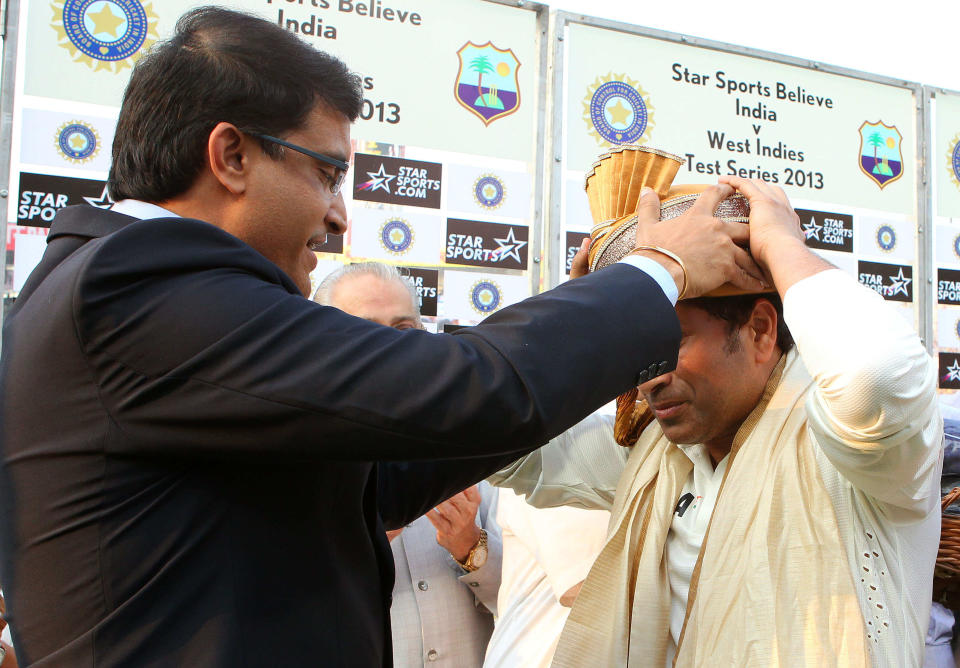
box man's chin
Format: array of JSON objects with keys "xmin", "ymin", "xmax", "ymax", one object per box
[{"xmin": 656, "ymin": 421, "xmax": 701, "ymax": 446}]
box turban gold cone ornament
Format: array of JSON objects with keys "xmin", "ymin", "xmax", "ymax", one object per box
[{"xmin": 582, "ymin": 146, "xmax": 757, "ymax": 445}]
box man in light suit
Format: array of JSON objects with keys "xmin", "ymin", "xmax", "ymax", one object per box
[{"xmin": 0, "ymin": 7, "xmax": 765, "ymax": 667}]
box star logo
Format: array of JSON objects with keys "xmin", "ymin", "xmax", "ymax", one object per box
[
  {"xmin": 802, "ymin": 216, "xmax": 822, "ymax": 240},
  {"xmin": 492, "ymin": 227, "xmax": 528, "ymax": 264},
  {"xmin": 358, "ymin": 164, "xmax": 395, "ymax": 193},
  {"xmin": 51, "ymin": 0, "xmax": 159, "ymax": 73},
  {"xmin": 83, "ymin": 185, "xmax": 113, "ymax": 209},
  {"xmin": 887, "ymin": 267, "xmax": 912, "ymax": 297},
  {"xmin": 945, "ymin": 360, "xmax": 960, "ymax": 383},
  {"xmin": 88, "ymin": 2, "xmax": 125, "ymax": 37},
  {"xmin": 583, "ymin": 73, "xmax": 654, "ymax": 146},
  {"xmin": 606, "ymin": 99, "xmax": 633, "ymax": 126}
]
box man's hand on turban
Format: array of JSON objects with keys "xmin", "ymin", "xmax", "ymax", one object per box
[
  {"xmin": 632, "ymin": 185, "xmax": 768, "ymax": 299},
  {"xmin": 720, "ymin": 176, "xmax": 831, "ymax": 296}
]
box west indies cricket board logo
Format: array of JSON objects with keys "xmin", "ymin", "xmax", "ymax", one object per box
[
  {"xmin": 858, "ymin": 121, "xmax": 903, "ymax": 189},
  {"xmin": 583, "ymin": 73, "xmax": 655, "ymax": 146},
  {"xmin": 949, "ymin": 133, "xmax": 960, "ymax": 192},
  {"xmin": 51, "ymin": 0, "xmax": 159, "ymax": 72},
  {"xmin": 454, "ymin": 42, "xmax": 521, "ymax": 126}
]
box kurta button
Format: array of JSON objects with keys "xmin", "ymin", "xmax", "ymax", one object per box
[
  {"xmin": 427, "ymin": 649, "xmax": 439, "ymax": 661},
  {"xmin": 418, "ymin": 580, "xmax": 429, "ymax": 591},
  {"xmin": 469, "ymin": 581, "xmax": 479, "ymax": 587}
]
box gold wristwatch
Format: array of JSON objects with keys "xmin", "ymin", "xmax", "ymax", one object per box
[{"xmin": 456, "ymin": 529, "xmax": 488, "ymax": 572}]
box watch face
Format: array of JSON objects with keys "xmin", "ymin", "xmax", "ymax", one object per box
[{"xmin": 471, "ymin": 544, "xmax": 488, "ymax": 568}]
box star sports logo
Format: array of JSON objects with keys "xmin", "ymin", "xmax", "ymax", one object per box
[
  {"xmin": 887, "ymin": 267, "xmax": 912, "ymax": 297},
  {"xmin": 940, "ymin": 353, "xmax": 960, "ymax": 389},
  {"xmin": 858, "ymin": 260, "xmax": 912, "ymax": 303},
  {"xmin": 446, "ymin": 218, "xmax": 530, "ymax": 270},
  {"xmin": 352, "ymin": 154, "xmax": 442, "ymax": 209},
  {"xmin": 802, "ymin": 217, "xmax": 822, "ymax": 240},
  {"xmin": 490, "ymin": 227, "xmax": 526, "ymax": 264},
  {"xmin": 357, "ymin": 164, "xmax": 395, "ymax": 193},
  {"xmin": 797, "ymin": 208, "xmax": 854, "ymax": 253}
]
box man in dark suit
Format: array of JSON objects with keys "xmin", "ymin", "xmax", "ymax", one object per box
[{"xmin": 0, "ymin": 7, "xmax": 764, "ymax": 667}]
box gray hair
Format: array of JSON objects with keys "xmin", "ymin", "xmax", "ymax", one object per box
[{"xmin": 313, "ymin": 262, "xmax": 422, "ymax": 324}]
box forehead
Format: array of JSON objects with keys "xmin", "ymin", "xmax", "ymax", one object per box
[
  {"xmin": 330, "ymin": 273, "xmax": 417, "ymax": 318},
  {"xmin": 294, "ymin": 103, "xmax": 351, "ymax": 158},
  {"xmin": 675, "ymin": 303, "xmax": 732, "ymax": 339}
]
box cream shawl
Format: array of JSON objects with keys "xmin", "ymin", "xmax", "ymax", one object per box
[{"xmin": 552, "ymin": 352, "xmax": 869, "ymax": 667}]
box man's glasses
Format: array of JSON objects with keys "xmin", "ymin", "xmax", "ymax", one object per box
[{"xmin": 252, "ymin": 133, "xmax": 349, "ymax": 196}]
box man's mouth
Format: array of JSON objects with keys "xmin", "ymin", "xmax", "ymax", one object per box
[
  {"xmin": 307, "ymin": 234, "xmax": 328, "ymax": 252},
  {"xmin": 651, "ymin": 400, "xmax": 686, "ymax": 419}
]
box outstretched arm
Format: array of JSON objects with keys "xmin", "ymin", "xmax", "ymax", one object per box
[{"xmin": 724, "ymin": 176, "xmax": 942, "ymax": 515}]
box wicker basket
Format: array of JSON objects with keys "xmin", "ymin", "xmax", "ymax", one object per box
[{"xmin": 934, "ymin": 487, "xmax": 960, "ymax": 606}]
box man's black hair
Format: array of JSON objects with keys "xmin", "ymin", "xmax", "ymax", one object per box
[
  {"xmin": 108, "ymin": 6, "xmax": 363, "ymax": 202},
  {"xmin": 684, "ymin": 292, "xmax": 795, "ymax": 354}
]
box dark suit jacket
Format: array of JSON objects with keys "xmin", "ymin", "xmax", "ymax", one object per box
[{"xmin": 0, "ymin": 205, "xmax": 680, "ymax": 667}]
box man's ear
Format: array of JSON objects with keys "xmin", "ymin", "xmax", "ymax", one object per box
[
  {"xmin": 747, "ymin": 299, "xmax": 779, "ymax": 363},
  {"xmin": 207, "ymin": 122, "xmax": 250, "ymax": 196}
]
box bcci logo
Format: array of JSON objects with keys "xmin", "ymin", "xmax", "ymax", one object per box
[
  {"xmin": 55, "ymin": 120, "xmax": 100, "ymax": 164},
  {"xmin": 379, "ymin": 218, "xmax": 414, "ymax": 256},
  {"xmin": 51, "ymin": 0, "xmax": 159, "ymax": 72},
  {"xmin": 583, "ymin": 73, "xmax": 654, "ymax": 146},
  {"xmin": 953, "ymin": 234, "xmax": 960, "ymax": 262},
  {"xmin": 470, "ymin": 280, "xmax": 501, "ymax": 315},
  {"xmin": 875, "ymin": 224, "xmax": 897, "ymax": 252},
  {"xmin": 949, "ymin": 133, "xmax": 960, "ymax": 192},
  {"xmin": 473, "ymin": 174, "xmax": 505, "ymax": 210}
]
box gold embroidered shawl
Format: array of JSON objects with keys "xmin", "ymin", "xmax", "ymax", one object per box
[{"xmin": 552, "ymin": 352, "xmax": 869, "ymax": 667}]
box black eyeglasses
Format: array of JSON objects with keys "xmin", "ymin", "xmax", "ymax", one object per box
[{"xmin": 252, "ymin": 133, "xmax": 349, "ymax": 196}]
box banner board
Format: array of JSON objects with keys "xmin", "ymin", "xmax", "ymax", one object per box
[
  {"xmin": 5, "ymin": 0, "xmax": 546, "ymax": 326},
  {"xmin": 553, "ymin": 16, "xmax": 922, "ymax": 333},
  {"xmin": 931, "ymin": 88, "xmax": 960, "ymax": 397}
]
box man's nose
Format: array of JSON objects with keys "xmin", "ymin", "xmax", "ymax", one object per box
[
  {"xmin": 638, "ymin": 370, "xmax": 672, "ymax": 396},
  {"xmin": 326, "ymin": 192, "xmax": 348, "ymax": 236}
]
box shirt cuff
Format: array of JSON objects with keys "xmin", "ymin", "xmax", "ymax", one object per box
[{"xmin": 617, "ymin": 255, "xmax": 679, "ymax": 305}]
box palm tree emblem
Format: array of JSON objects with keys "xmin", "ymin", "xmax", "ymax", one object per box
[
  {"xmin": 867, "ymin": 132, "xmax": 883, "ymax": 168},
  {"xmin": 469, "ymin": 55, "xmax": 504, "ymax": 110},
  {"xmin": 454, "ymin": 42, "xmax": 521, "ymax": 126}
]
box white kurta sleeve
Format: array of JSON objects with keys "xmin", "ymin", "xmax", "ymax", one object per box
[
  {"xmin": 784, "ymin": 269, "xmax": 942, "ymax": 516},
  {"xmin": 488, "ymin": 413, "xmax": 628, "ymax": 511}
]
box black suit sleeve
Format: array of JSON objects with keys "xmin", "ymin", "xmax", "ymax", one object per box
[
  {"xmin": 377, "ymin": 451, "xmax": 527, "ymax": 529},
  {"xmin": 76, "ymin": 219, "xmax": 680, "ymax": 462}
]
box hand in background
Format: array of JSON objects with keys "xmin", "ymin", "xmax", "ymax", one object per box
[
  {"xmin": 569, "ymin": 237, "xmax": 591, "ymax": 279},
  {"xmin": 426, "ymin": 485, "xmax": 482, "ymax": 563}
]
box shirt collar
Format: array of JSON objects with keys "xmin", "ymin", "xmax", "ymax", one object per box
[{"xmin": 110, "ymin": 199, "xmax": 180, "ymax": 221}]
